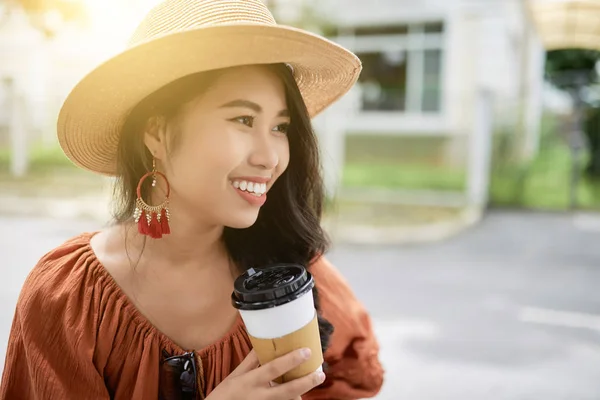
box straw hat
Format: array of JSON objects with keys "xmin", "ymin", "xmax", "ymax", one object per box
[{"xmin": 57, "ymin": 0, "xmax": 362, "ymax": 175}]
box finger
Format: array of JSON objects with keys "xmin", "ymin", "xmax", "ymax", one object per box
[
  {"xmin": 265, "ymin": 382, "xmax": 301, "ymax": 400},
  {"xmin": 256, "ymin": 348, "xmax": 311, "ymax": 383},
  {"xmin": 268, "ymin": 371, "xmax": 326, "ymax": 399},
  {"xmin": 230, "ymin": 350, "xmax": 260, "ymax": 378},
  {"xmin": 267, "ymin": 379, "xmax": 302, "ymax": 398}
]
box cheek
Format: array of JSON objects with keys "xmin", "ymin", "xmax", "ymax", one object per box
[
  {"xmin": 277, "ymin": 137, "xmax": 291, "ymax": 172},
  {"xmin": 169, "ymin": 126, "xmax": 244, "ymax": 181}
]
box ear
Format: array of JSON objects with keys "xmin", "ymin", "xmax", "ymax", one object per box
[{"xmin": 143, "ymin": 116, "xmax": 168, "ymax": 160}]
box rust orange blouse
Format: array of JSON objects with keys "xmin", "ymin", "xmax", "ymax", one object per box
[{"xmin": 0, "ymin": 233, "xmax": 384, "ymax": 399}]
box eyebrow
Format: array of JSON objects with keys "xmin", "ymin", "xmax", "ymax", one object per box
[{"xmin": 219, "ymin": 99, "xmax": 289, "ymax": 117}]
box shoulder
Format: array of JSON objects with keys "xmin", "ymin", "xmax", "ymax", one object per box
[
  {"xmin": 22, "ymin": 232, "xmax": 99, "ymax": 294},
  {"xmin": 307, "ymin": 256, "xmax": 385, "ymax": 396},
  {"xmin": 3, "ymin": 233, "xmax": 119, "ymax": 398},
  {"xmin": 309, "ymin": 255, "xmax": 355, "ymax": 299},
  {"xmin": 17, "ymin": 232, "xmax": 103, "ymax": 323},
  {"xmin": 308, "ymin": 255, "xmax": 366, "ymax": 327}
]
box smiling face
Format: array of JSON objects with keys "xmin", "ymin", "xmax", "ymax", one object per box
[
  {"xmin": 144, "ymin": 65, "xmax": 291, "ymax": 229},
  {"xmin": 116, "ymin": 62, "xmax": 328, "ymax": 269}
]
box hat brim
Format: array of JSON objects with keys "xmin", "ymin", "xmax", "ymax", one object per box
[{"xmin": 57, "ymin": 24, "xmax": 362, "ymax": 175}]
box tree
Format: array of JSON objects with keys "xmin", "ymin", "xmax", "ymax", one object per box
[
  {"xmin": 1, "ymin": 0, "xmax": 88, "ymax": 37},
  {"xmin": 546, "ymin": 49, "xmax": 600, "ymax": 179},
  {"xmin": 265, "ymin": 0, "xmax": 337, "ymax": 36}
]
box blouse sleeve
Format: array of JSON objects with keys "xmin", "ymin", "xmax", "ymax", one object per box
[
  {"xmin": 0, "ymin": 246, "xmax": 110, "ymax": 399},
  {"xmin": 305, "ymin": 256, "xmax": 385, "ymax": 400}
]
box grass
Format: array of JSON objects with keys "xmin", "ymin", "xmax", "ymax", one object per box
[
  {"xmin": 343, "ymin": 162, "xmax": 465, "ymax": 191},
  {"xmin": 4, "ymin": 129, "xmax": 600, "ymax": 211},
  {"xmin": 0, "ymin": 144, "xmax": 107, "ymax": 197},
  {"xmin": 340, "ymin": 129, "xmax": 600, "ymax": 210},
  {"xmin": 341, "ymin": 154, "xmax": 600, "ymax": 211},
  {"xmin": 490, "ymin": 141, "xmax": 600, "ymax": 210},
  {"xmin": 0, "ymin": 143, "xmax": 77, "ymax": 173}
]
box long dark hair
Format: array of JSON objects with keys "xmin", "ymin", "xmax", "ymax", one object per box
[{"xmin": 114, "ymin": 63, "xmax": 334, "ymax": 352}]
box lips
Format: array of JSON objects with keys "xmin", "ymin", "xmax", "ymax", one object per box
[{"xmin": 229, "ymin": 176, "xmax": 271, "ymax": 207}]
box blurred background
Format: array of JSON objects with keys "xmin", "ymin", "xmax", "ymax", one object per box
[{"xmin": 1, "ymin": 0, "xmax": 600, "ymax": 398}]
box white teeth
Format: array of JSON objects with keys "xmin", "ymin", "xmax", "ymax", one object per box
[{"xmin": 232, "ymin": 180, "xmax": 267, "ymax": 195}]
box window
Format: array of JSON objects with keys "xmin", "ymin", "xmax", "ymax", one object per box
[
  {"xmin": 422, "ymin": 49, "xmax": 442, "ymax": 112},
  {"xmin": 424, "ymin": 22, "xmax": 444, "ymax": 34},
  {"xmin": 359, "ymin": 51, "xmax": 408, "ymax": 111},
  {"xmin": 351, "ymin": 22, "xmax": 444, "ymax": 113},
  {"xmin": 354, "ymin": 25, "xmax": 409, "ymax": 36}
]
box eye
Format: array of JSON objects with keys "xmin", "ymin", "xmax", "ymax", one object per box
[
  {"xmin": 230, "ymin": 115, "xmax": 255, "ymax": 127},
  {"xmin": 273, "ymin": 123, "xmax": 290, "ymax": 134}
]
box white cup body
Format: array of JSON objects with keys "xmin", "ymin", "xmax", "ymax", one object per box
[{"xmin": 239, "ymin": 289, "xmax": 315, "ymax": 339}]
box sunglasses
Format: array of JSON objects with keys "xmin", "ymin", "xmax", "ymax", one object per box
[{"xmin": 159, "ymin": 350, "xmax": 199, "ymax": 400}]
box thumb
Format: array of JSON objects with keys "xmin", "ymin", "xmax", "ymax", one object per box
[{"xmin": 230, "ymin": 350, "xmax": 260, "ymax": 378}]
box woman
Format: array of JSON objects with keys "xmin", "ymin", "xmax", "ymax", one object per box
[{"xmin": 1, "ymin": 0, "xmax": 384, "ymax": 399}]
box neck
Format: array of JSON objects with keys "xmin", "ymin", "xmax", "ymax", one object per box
[{"xmin": 128, "ymin": 204, "xmax": 228, "ymax": 271}]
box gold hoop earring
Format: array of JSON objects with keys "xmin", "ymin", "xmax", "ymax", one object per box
[{"xmin": 133, "ymin": 159, "xmax": 171, "ymax": 238}]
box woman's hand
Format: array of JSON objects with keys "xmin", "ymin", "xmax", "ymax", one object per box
[{"xmin": 206, "ymin": 348, "xmax": 325, "ymax": 400}]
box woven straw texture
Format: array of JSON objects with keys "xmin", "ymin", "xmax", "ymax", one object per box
[{"xmin": 57, "ymin": 0, "xmax": 362, "ymax": 175}]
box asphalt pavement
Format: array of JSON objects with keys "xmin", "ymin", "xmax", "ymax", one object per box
[{"xmin": 1, "ymin": 211, "xmax": 599, "ymax": 399}]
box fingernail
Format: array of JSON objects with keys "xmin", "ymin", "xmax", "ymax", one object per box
[
  {"xmin": 315, "ymin": 371, "xmax": 326, "ymax": 384},
  {"xmin": 301, "ymin": 348, "xmax": 311, "ymax": 359}
]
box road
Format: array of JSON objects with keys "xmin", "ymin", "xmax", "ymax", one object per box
[{"xmin": 1, "ymin": 211, "xmax": 599, "ymax": 399}]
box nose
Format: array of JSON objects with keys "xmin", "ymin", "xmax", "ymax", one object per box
[{"xmin": 248, "ymin": 130, "xmax": 280, "ymax": 170}]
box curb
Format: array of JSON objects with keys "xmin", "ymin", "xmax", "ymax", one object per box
[
  {"xmin": 322, "ymin": 207, "xmax": 482, "ymax": 245},
  {"xmin": 0, "ymin": 194, "xmax": 111, "ymax": 222}
]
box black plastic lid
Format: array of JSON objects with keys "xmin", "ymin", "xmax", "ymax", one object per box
[{"xmin": 231, "ymin": 264, "xmax": 314, "ymax": 310}]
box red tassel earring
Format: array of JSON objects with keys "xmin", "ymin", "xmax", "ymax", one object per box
[{"xmin": 134, "ymin": 159, "xmax": 171, "ymax": 239}]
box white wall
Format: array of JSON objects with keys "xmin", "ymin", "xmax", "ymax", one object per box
[
  {"xmin": 454, "ymin": 0, "xmax": 528, "ymax": 131},
  {"xmin": 314, "ymin": 0, "xmax": 540, "ymax": 139},
  {"xmin": 0, "ymin": 0, "xmax": 160, "ymax": 145},
  {"xmin": 0, "ymin": 9, "xmax": 48, "ymax": 132},
  {"xmin": 322, "ymin": 0, "xmax": 454, "ymax": 27}
]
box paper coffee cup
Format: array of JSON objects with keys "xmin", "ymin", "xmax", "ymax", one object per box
[{"xmin": 231, "ymin": 264, "xmax": 324, "ymax": 383}]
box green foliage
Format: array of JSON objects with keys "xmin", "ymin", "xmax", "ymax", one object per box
[
  {"xmin": 2, "ymin": 0, "xmax": 88, "ymax": 37},
  {"xmin": 0, "ymin": 143, "xmax": 76, "ymax": 173},
  {"xmin": 7, "ymin": 0, "xmax": 87, "ymax": 20},
  {"xmin": 545, "ymin": 49, "xmax": 600, "ymax": 89},
  {"xmin": 489, "ymin": 113, "xmax": 600, "ymax": 210},
  {"xmin": 489, "ymin": 143, "xmax": 596, "ymax": 210},
  {"xmin": 5, "ymin": 119, "xmax": 600, "ymax": 211},
  {"xmin": 342, "ymin": 115, "xmax": 600, "ymax": 211},
  {"xmin": 546, "ymin": 49, "xmax": 600, "ymax": 74}
]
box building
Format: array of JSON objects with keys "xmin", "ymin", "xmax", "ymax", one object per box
[
  {"xmin": 1, "ymin": 0, "xmax": 548, "ymax": 180},
  {"xmin": 271, "ymin": 0, "xmax": 547, "ymax": 165}
]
